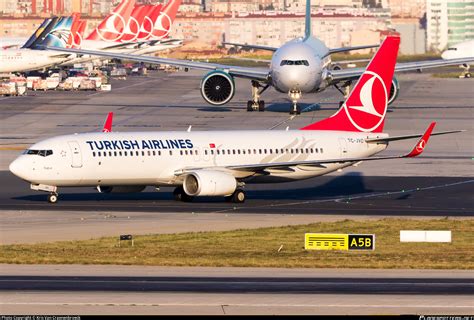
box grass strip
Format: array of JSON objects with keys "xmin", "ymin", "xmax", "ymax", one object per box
[{"xmin": 1, "ymin": 218, "xmax": 472, "ymax": 269}]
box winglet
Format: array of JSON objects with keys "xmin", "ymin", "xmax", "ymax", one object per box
[
  {"xmin": 102, "ymin": 112, "xmax": 114, "ymax": 132},
  {"xmin": 406, "ymin": 122, "xmax": 436, "ymax": 157}
]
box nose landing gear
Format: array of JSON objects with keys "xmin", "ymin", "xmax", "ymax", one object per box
[
  {"xmin": 288, "ymin": 89, "xmax": 302, "ymax": 115},
  {"xmin": 47, "ymin": 192, "xmax": 58, "ymax": 204},
  {"xmin": 247, "ymin": 80, "xmax": 269, "ymax": 112}
]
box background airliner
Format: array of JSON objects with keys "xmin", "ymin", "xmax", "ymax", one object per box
[
  {"xmin": 10, "ymin": 36, "xmax": 462, "ymax": 204},
  {"xmin": 0, "ymin": 0, "xmax": 182, "ymax": 73},
  {"xmin": 45, "ymin": 0, "xmax": 474, "ymax": 114},
  {"xmin": 442, "ymin": 39, "xmax": 474, "ymax": 78}
]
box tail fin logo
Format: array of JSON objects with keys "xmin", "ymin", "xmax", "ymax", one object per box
[
  {"xmin": 415, "ymin": 139, "xmax": 426, "ymax": 153},
  {"xmin": 96, "ymin": 13, "xmax": 126, "ymax": 42},
  {"xmin": 344, "ymin": 71, "xmax": 387, "ymax": 132},
  {"xmin": 151, "ymin": 12, "xmax": 172, "ymax": 39}
]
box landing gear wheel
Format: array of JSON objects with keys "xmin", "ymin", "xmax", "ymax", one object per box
[
  {"xmin": 258, "ymin": 100, "xmax": 265, "ymax": 112},
  {"xmin": 173, "ymin": 186, "xmax": 194, "ymax": 202},
  {"xmin": 247, "ymin": 100, "xmax": 254, "ymax": 111},
  {"xmin": 48, "ymin": 193, "xmax": 58, "ymax": 204},
  {"xmin": 228, "ymin": 189, "xmax": 245, "ymax": 203},
  {"xmin": 465, "ymin": 72, "xmax": 471, "ymax": 78}
]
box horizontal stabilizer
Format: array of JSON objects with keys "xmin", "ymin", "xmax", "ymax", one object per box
[
  {"xmin": 366, "ymin": 130, "xmax": 465, "ymax": 143},
  {"xmin": 326, "ymin": 44, "xmax": 379, "ymax": 56}
]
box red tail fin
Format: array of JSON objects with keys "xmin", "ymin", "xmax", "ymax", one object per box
[
  {"xmin": 86, "ymin": 0, "xmax": 136, "ymax": 42},
  {"xmin": 301, "ymin": 36, "xmax": 400, "ymax": 133},
  {"xmin": 138, "ymin": 4, "xmax": 162, "ymax": 40},
  {"xmin": 102, "ymin": 112, "xmax": 114, "ymax": 133},
  {"xmin": 150, "ymin": 0, "xmax": 182, "ymax": 40},
  {"xmin": 66, "ymin": 13, "xmax": 81, "ymax": 48},
  {"xmin": 118, "ymin": 5, "xmax": 146, "ymax": 42},
  {"xmin": 73, "ymin": 20, "xmax": 86, "ymax": 48}
]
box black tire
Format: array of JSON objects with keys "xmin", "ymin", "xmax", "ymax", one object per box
[
  {"xmin": 258, "ymin": 100, "xmax": 265, "ymax": 112},
  {"xmin": 465, "ymin": 73, "xmax": 471, "ymax": 78},
  {"xmin": 247, "ymin": 101, "xmax": 254, "ymax": 111},
  {"xmin": 48, "ymin": 193, "xmax": 58, "ymax": 204},
  {"xmin": 296, "ymin": 106, "xmax": 301, "ymax": 115},
  {"xmin": 173, "ymin": 186, "xmax": 184, "ymax": 201},
  {"xmin": 231, "ymin": 189, "xmax": 246, "ymax": 203}
]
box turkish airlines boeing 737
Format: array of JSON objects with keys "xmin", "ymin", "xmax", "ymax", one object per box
[{"xmin": 9, "ymin": 36, "xmax": 462, "ymax": 203}]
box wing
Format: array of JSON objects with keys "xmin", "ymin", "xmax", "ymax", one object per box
[
  {"xmin": 326, "ymin": 44, "xmax": 379, "ymax": 56},
  {"xmin": 223, "ymin": 42, "xmax": 278, "ymax": 52},
  {"xmin": 44, "ymin": 46, "xmax": 270, "ymax": 82},
  {"xmin": 330, "ymin": 57, "xmax": 474, "ymax": 83}
]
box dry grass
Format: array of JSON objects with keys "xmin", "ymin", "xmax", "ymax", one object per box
[{"xmin": 1, "ymin": 218, "xmax": 472, "ymax": 269}]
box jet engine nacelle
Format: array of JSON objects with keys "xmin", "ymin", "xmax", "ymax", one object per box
[
  {"xmin": 200, "ymin": 70, "xmax": 235, "ymax": 105},
  {"xmin": 183, "ymin": 170, "xmax": 237, "ymax": 196},
  {"xmin": 97, "ymin": 186, "xmax": 146, "ymax": 193},
  {"xmin": 388, "ymin": 77, "xmax": 400, "ymax": 105}
]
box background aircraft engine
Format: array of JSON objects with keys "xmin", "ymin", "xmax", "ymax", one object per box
[
  {"xmin": 96, "ymin": 186, "xmax": 146, "ymax": 193},
  {"xmin": 200, "ymin": 71, "xmax": 235, "ymax": 105},
  {"xmin": 183, "ymin": 171, "xmax": 237, "ymax": 196},
  {"xmin": 388, "ymin": 77, "xmax": 400, "ymax": 105}
]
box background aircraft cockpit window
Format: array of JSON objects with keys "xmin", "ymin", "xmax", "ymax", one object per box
[
  {"xmin": 280, "ymin": 60, "xmax": 309, "ymax": 66},
  {"xmin": 24, "ymin": 149, "xmax": 53, "ymax": 157}
]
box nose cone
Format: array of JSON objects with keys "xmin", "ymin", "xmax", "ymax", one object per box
[{"xmin": 9, "ymin": 157, "xmax": 29, "ymax": 181}]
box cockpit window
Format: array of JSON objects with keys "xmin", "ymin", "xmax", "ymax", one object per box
[
  {"xmin": 280, "ymin": 60, "xmax": 309, "ymax": 66},
  {"xmin": 24, "ymin": 149, "xmax": 53, "ymax": 157},
  {"xmin": 447, "ymin": 47, "xmax": 457, "ymax": 51}
]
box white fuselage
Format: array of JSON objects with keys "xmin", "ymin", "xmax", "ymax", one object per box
[
  {"xmin": 0, "ymin": 48, "xmax": 70, "ymax": 73},
  {"xmin": 0, "ymin": 37, "xmax": 25, "ymax": 50},
  {"xmin": 270, "ymin": 37, "xmax": 331, "ymax": 94},
  {"xmin": 441, "ymin": 40, "xmax": 474, "ymax": 61},
  {"xmin": 9, "ymin": 130, "xmax": 387, "ymax": 188}
]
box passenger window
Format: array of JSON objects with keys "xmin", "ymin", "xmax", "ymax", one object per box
[
  {"xmin": 169, "ymin": 150, "xmax": 173, "ymax": 156},
  {"xmin": 114, "ymin": 151, "xmax": 117, "ymax": 156},
  {"xmin": 141, "ymin": 151, "xmax": 145, "ymax": 156},
  {"xmin": 93, "ymin": 152, "xmax": 96, "ymax": 157},
  {"xmin": 205, "ymin": 150, "xmax": 208, "ymax": 155},
  {"xmin": 136, "ymin": 151, "xmax": 139, "ymax": 156},
  {"xmin": 320, "ymin": 148, "xmax": 324, "ymax": 153},
  {"xmin": 98, "ymin": 152, "xmax": 101, "ymax": 157},
  {"xmin": 124, "ymin": 151, "xmax": 128, "ymax": 156}
]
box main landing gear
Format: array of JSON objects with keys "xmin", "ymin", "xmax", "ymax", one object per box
[
  {"xmin": 247, "ymin": 80, "xmax": 269, "ymax": 112},
  {"xmin": 225, "ymin": 189, "xmax": 246, "ymax": 203},
  {"xmin": 460, "ymin": 64, "xmax": 471, "ymax": 78},
  {"xmin": 173, "ymin": 186, "xmax": 194, "ymax": 202},
  {"xmin": 334, "ymin": 81, "xmax": 352, "ymax": 108},
  {"xmin": 288, "ymin": 89, "xmax": 302, "ymax": 115},
  {"xmin": 173, "ymin": 186, "xmax": 246, "ymax": 203}
]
